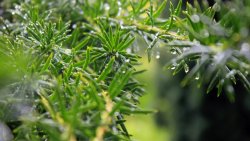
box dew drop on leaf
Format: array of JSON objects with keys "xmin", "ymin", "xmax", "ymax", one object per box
[
  {"xmin": 126, "ymin": 94, "xmax": 132, "ymax": 99},
  {"xmin": 134, "ymin": 95, "xmax": 139, "ymax": 101},
  {"xmin": 170, "ymin": 62, "xmax": 178, "ymax": 70},
  {"xmin": 126, "ymin": 48, "xmax": 131, "ymax": 53},
  {"xmin": 195, "ymin": 73, "xmax": 200, "ymax": 80},
  {"xmin": 156, "ymin": 52, "xmax": 160, "ymax": 59},
  {"xmin": 117, "ymin": 7, "xmax": 122, "ymax": 16},
  {"xmin": 226, "ymin": 85, "xmax": 234, "ymax": 93},
  {"xmin": 184, "ymin": 64, "xmax": 189, "ymax": 73},
  {"xmin": 183, "ymin": 47, "xmax": 190, "ymax": 52},
  {"xmin": 114, "ymin": 112, "xmax": 120, "ymax": 116},
  {"xmin": 79, "ymin": 10, "xmax": 84, "ymax": 15},
  {"xmin": 104, "ymin": 3, "xmax": 110, "ymax": 11},
  {"xmin": 72, "ymin": 24, "xmax": 77, "ymax": 29},
  {"xmin": 112, "ymin": 126, "xmax": 118, "ymax": 134},
  {"xmin": 170, "ymin": 49, "xmax": 177, "ymax": 55},
  {"xmin": 245, "ymin": 71, "xmax": 249, "ymax": 75},
  {"xmin": 64, "ymin": 49, "xmax": 71, "ymax": 55},
  {"xmin": 202, "ymin": 29, "xmax": 209, "ymax": 37},
  {"xmin": 191, "ymin": 14, "xmax": 200, "ymax": 23},
  {"xmin": 171, "ymin": 66, "xmax": 176, "ymax": 70}
]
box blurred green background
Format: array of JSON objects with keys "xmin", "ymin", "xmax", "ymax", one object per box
[
  {"xmin": 126, "ymin": 1, "xmax": 250, "ymax": 140},
  {"xmin": 127, "ymin": 40, "xmax": 250, "ymax": 141}
]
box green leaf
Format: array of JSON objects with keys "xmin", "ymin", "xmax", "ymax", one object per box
[
  {"xmin": 97, "ymin": 57, "xmax": 115, "ymax": 82},
  {"xmin": 73, "ymin": 36, "xmax": 90, "ymax": 52},
  {"xmin": 83, "ymin": 47, "xmax": 91, "ymax": 70},
  {"xmin": 207, "ymin": 72, "xmax": 219, "ymax": 94},
  {"xmin": 174, "ymin": 0, "xmax": 182, "ymax": 16},
  {"xmin": 65, "ymin": 64, "xmax": 74, "ymax": 81},
  {"xmin": 118, "ymin": 36, "xmax": 135, "ymax": 51},
  {"xmin": 237, "ymin": 71, "xmax": 250, "ymax": 90},
  {"xmin": 109, "ymin": 65, "xmax": 133, "ymax": 99},
  {"xmin": 217, "ymin": 79, "xmax": 224, "ymax": 97},
  {"xmin": 41, "ymin": 52, "xmax": 53, "ymax": 72},
  {"xmin": 153, "ymin": 0, "xmax": 167, "ymax": 18}
]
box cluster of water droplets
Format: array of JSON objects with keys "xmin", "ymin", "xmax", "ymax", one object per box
[{"xmin": 169, "ymin": 60, "xmax": 189, "ymax": 73}]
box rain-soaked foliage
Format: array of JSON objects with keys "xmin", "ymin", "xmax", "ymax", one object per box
[{"xmin": 0, "ymin": 0, "xmax": 249, "ymax": 140}]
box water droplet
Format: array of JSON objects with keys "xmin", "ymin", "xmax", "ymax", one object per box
[
  {"xmin": 156, "ymin": 52, "xmax": 160, "ymax": 59},
  {"xmin": 130, "ymin": 108, "xmax": 135, "ymax": 111},
  {"xmin": 245, "ymin": 71, "xmax": 249, "ymax": 75},
  {"xmin": 117, "ymin": 1, "xmax": 121, "ymax": 6},
  {"xmin": 202, "ymin": 29, "xmax": 209, "ymax": 37},
  {"xmin": 114, "ymin": 112, "xmax": 120, "ymax": 116},
  {"xmin": 191, "ymin": 14, "xmax": 200, "ymax": 23},
  {"xmin": 39, "ymin": 31, "xmax": 44, "ymax": 34},
  {"xmin": 72, "ymin": 24, "xmax": 77, "ymax": 29},
  {"xmin": 126, "ymin": 48, "xmax": 131, "ymax": 53},
  {"xmin": 170, "ymin": 62, "xmax": 178, "ymax": 70},
  {"xmin": 112, "ymin": 126, "xmax": 118, "ymax": 134},
  {"xmin": 23, "ymin": 14, "xmax": 28, "ymax": 20},
  {"xmin": 170, "ymin": 49, "xmax": 177, "ymax": 55},
  {"xmin": 195, "ymin": 73, "xmax": 200, "ymax": 80},
  {"xmin": 184, "ymin": 64, "xmax": 189, "ymax": 73},
  {"xmin": 125, "ymin": 59, "xmax": 130, "ymax": 63},
  {"xmin": 183, "ymin": 47, "xmax": 190, "ymax": 52},
  {"xmin": 104, "ymin": 3, "xmax": 110, "ymax": 11},
  {"xmin": 117, "ymin": 7, "xmax": 122, "ymax": 16},
  {"xmin": 241, "ymin": 43, "xmax": 250, "ymax": 52},
  {"xmin": 122, "ymin": 70, "xmax": 126, "ymax": 74},
  {"xmin": 79, "ymin": 10, "xmax": 84, "ymax": 15},
  {"xmin": 115, "ymin": 52, "xmax": 119, "ymax": 57},
  {"xmin": 134, "ymin": 95, "xmax": 139, "ymax": 101},
  {"xmin": 171, "ymin": 66, "xmax": 176, "ymax": 70},
  {"xmin": 213, "ymin": 3, "xmax": 221, "ymax": 11},
  {"xmin": 126, "ymin": 94, "xmax": 132, "ymax": 99},
  {"xmin": 15, "ymin": 5, "xmax": 21, "ymax": 10},
  {"xmin": 120, "ymin": 25, "xmax": 137, "ymax": 30},
  {"xmin": 226, "ymin": 85, "xmax": 234, "ymax": 93}
]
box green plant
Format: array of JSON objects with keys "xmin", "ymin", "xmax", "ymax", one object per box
[{"xmin": 0, "ymin": 0, "xmax": 249, "ymax": 140}]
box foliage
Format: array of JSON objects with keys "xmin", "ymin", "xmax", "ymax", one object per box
[{"xmin": 0, "ymin": 0, "xmax": 249, "ymax": 140}]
